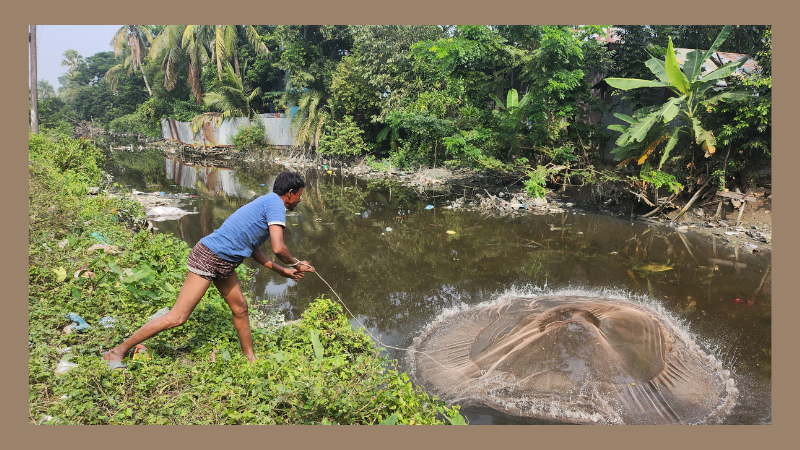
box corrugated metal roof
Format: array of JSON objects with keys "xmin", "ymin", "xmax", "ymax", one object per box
[{"xmin": 673, "ymin": 48, "xmax": 760, "ymax": 87}]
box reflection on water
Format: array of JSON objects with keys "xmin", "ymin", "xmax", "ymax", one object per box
[
  {"xmin": 104, "ymin": 149, "xmax": 771, "ymax": 425},
  {"xmin": 164, "ymin": 157, "xmax": 257, "ymax": 199}
]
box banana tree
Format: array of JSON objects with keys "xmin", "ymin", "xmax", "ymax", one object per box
[
  {"xmin": 489, "ymin": 88, "xmax": 530, "ymax": 111},
  {"xmin": 604, "ymin": 26, "xmax": 750, "ymax": 170},
  {"xmin": 489, "ymin": 89, "xmax": 533, "ymax": 159}
]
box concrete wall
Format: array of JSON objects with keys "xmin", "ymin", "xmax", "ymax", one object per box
[{"xmin": 161, "ymin": 114, "xmax": 295, "ymax": 147}]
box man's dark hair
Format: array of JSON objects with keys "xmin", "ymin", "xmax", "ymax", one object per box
[{"xmin": 273, "ymin": 172, "xmax": 305, "ymax": 196}]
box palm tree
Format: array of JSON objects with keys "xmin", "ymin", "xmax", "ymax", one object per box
[
  {"xmin": 283, "ymin": 70, "xmax": 333, "ymax": 149},
  {"xmin": 150, "ymin": 25, "xmax": 268, "ymax": 104},
  {"xmin": 191, "ymin": 61, "xmax": 261, "ymax": 132},
  {"xmin": 37, "ymin": 79, "xmax": 56, "ymax": 100},
  {"xmin": 109, "ymin": 25, "xmax": 153, "ymax": 96},
  {"xmin": 60, "ymin": 49, "xmax": 83, "ymax": 74},
  {"xmin": 208, "ymin": 25, "xmax": 268, "ymax": 79},
  {"xmin": 150, "ymin": 25, "xmax": 204, "ymax": 104}
]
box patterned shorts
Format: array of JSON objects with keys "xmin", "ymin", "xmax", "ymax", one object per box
[{"xmin": 186, "ymin": 242, "xmax": 241, "ymax": 281}]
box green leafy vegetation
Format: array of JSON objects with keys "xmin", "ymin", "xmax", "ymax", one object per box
[
  {"xmin": 33, "ymin": 24, "xmax": 771, "ymax": 212},
  {"xmin": 232, "ymin": 120, "xmax": 269, "ymax": 152},
  {"xmin": 318, "ymin": 115, "xmax": 373, "ymax": 157}
]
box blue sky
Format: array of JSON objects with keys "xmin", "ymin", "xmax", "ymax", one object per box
[{"xmin": 33, "ymin": 25, "xmax": 123, "ymax": 90}]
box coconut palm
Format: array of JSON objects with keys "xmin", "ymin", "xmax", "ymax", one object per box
[
  {"xmin": 37, "ymin": 79, "xmax": 56, "ymax": 100},
  {"xmin": 205, "ymin": 25, "xmax": 268, "ymax": 80},
  {"xmin": 150, "ymin": 25, "xmax": 267, "ymax": 104},
  {"xmin": 60, "ymin": 50, "xmax": 83, "ymax": 74},
  {"xmin": 191, "ymin": 61, "xmax": 261, "ymax": 132},
  {"xmin": 150, "ymin": 25, "xmax": 205, "ymax": 104},
  {"xmin": 283, "ymin": 70, "xmax": 333, "ymax": 149},
  {"xmin": 108, "ymin": 25, "xmax": 153, "ymax": 96}
]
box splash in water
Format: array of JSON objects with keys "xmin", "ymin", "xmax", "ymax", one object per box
[{"xmin": 408, "ymin": 287, "xmax": 738, "ymax": 425}]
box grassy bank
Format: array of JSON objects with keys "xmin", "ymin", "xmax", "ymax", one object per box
[{"xmin": 28, "ymin": 133, "xmax": 463, "ymax": 425}]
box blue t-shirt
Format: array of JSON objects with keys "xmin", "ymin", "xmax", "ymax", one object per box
[{"xmin": 200, "ymin": 192, "xmax": 286, "ymax": 263}]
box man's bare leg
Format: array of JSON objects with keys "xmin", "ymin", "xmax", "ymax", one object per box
[
  {"xmin": 103, "ymin": 272, "xmax": 211, "ymax": 363},
  {"xmin": 214, "ymin": 272, "xmax": 256, "ymax": 362}
]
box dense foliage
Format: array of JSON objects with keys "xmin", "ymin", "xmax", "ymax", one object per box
[
  {"xmin": 28, "ymin": 134, "xmax": 464, "ymax": 425},
  {"xmin": 35, "ymin": 24, "xmax": 771, "ymax": 201}
]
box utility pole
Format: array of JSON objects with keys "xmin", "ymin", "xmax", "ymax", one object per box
[{"xmin": 30, "ymin": 25, "xmax": 39, "ymax": 134}]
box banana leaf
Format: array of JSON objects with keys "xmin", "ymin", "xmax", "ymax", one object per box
[
  {"xmin": 506, "ymin": 89, "xmax": 519, "ymax": 109},
  {"xmin": 608, "ymin": 124, "xmax": 628, "ymax": 133},
  {"xmin": 613, "ymin": 112, "xmax": 636, "ymax": 124},
  {"xmin": 628, "ymin": 110, "xmax": 661, "ymax": 143},
  {"xmin": 695, "ymin": 26, "xmax": 732, "ymax": 80},
  {"xmin": 701, "ymin": 90, "xmax": 751, "ymax": 106},
  {"xmin": 682, "ymin": 50, "xmax": 704, "ymax": 81},
  {"xmin": 700, "ymin": 56, "xmax": 749, "ymax": 82},
  {"xmin": 646, "ymin": 58, "xmax": 669, "ymax": 83},
  {"xmin": 659, "ymin": 127, "xmax": 683, "ymax": 169},
  {"xmin": 604, "ymin": 78, "xmax": 671, "ymax": 90},
  {"xmin": 665, "ymin": 38, "xmax": 690, "ymax": 95},
  {"xmin": 659, "ymin": 96, "xmax": 683, "ymax": 123}
]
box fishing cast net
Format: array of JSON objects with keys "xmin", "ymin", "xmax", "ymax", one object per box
[{"xmin": 409, "ymin": 295, "xmax": 737, "ymax": 424}]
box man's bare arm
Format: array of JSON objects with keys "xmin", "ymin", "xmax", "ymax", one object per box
[
  {"xmin": 269, "ymin": 224, "xmax": 315, "ymax": 272},
  {"xmin": 252, "ymin": 246, "xmax": 304, "ymax": 280}
]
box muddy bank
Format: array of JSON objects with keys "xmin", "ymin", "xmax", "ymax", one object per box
[
  {"xmin": 332, "ymin": 161, "xmax": 772, "ymax": 253},
  {"xmin": 152, "ymin": 144, "xmax": 772, "ymax": 252}
]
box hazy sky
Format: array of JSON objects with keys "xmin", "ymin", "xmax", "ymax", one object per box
[{"xmin": 32, "ymin": 25, "xmax": 123, "ymax": 90}]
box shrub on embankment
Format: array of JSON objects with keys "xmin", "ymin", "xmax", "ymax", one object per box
[{"xmin": 28, "ymin": 133, "xmax": 464, "ymax": 425}]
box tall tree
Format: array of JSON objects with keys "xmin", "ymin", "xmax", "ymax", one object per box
[
  {"xmin": 211, "ymin": 25, "xmax": 268, "ymax": 78},
  {"xmin": 150, "ymin": 25, "xmax": 268, "ymax": 104},
  {"xmin": 150, "ymin": 25, "xmax": 202, "ymax": 103},
  {"xmin": 193, "ymin": 60, "xmax": 262, "ymax": 127},
  {"xmin": 30, "ymin": 25, "xmax": 38, "ymax": 134},
  {"xmin": 60, "ymin": 49, "xmax": 84, "ymax": 74},
  {"xmin": 37, "ymin": 79, "xmax": 56, "ymax": 100},
  {"xmin": 109, "ymin": 25, "xmax": 153, "ymax": 96}
]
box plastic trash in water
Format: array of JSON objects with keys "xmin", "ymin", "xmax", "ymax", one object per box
[
  {"xmin": 425, "ymin": 205, "xmax": 434, "ymax": 210},
  {"xmin": 99, "ymin": 316, "xmax": 115, "ymax": 328},
  {"xmin": 55, "ymin": 360, "xmax": 79, "ymax": 375},
  {"xmin": 446, "ymin": 230, "xmax": 456, "ymax": 235},
  {"xmin": 385, "ymin": 227, "xmax": 393, "ymax": 232},
  {"xmin": 148, "ymin": 307, "xmax": 171, "ymax": 322},
  {"xmin": 147, "ymin": 206, "xmax": 198, "ymax": 222},
  {"xmin": 65, "ymin": 313, "xmax": 91, "ymax": 332}
]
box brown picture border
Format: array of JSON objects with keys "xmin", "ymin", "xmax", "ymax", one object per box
[{"xmin": 9, "ymin": 2, "xmax": 790, "ymax": 448}]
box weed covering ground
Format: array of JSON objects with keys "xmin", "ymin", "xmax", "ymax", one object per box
[{"xmin": 28, "ymin": 133, "xmax": 464, "ymax": 425}]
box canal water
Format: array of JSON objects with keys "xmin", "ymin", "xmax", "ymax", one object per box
[{"xmin": 105, "ymin": 147, "xmax": 772, "ymax": 425}]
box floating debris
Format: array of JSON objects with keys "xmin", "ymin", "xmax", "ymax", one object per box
[{"xmin": 146, "ymin": 206, "xmax": 199, "ymax": 222}]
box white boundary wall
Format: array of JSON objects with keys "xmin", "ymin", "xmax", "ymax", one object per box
[{"xmin": 160, "ymin": 114, "xmax": 295, "ymax": 147}]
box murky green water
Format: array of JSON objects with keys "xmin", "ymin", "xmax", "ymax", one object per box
[{"xmin": 105, "ymin": 147, "xmax": 772, "ymax": 425}]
